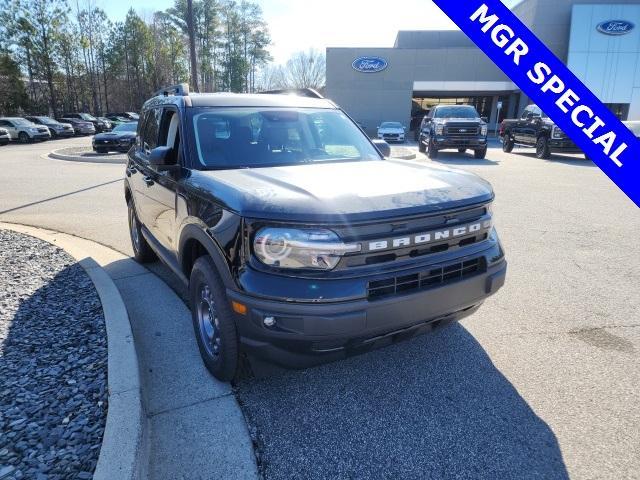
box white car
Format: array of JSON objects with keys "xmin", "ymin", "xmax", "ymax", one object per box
[
  {"xmin": 377, "ymin": 121, "xmax": 406, "ymax": 143},
  {"xmin": 0, "ymin": 127, "xmax": 10, "ymax": 146},
  {"xmin": 0, "ymin": 117, "xmax": 51, "ymax": 143}
]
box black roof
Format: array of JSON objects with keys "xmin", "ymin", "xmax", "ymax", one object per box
[{"xmin": 143, "ymin": 92, "xmax": 336, "ymax": 110}]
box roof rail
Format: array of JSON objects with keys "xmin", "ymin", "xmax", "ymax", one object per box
[
  {"xmin": 259, "ymin": 88, "xmax": 324, "ymax": 99},
  {"xmin": 154, "ymin": 83, "xmax": 190, "ymax": 97}
]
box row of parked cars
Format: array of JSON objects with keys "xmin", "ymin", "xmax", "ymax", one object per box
[{"xmin": 0, "ymin": 112, "xmax": 139, "ymax": 145}]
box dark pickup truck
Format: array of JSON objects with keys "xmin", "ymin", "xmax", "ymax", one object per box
[
  {"xmin": 418, "ymin": 105, "xmax": 489, "ymax": 159},
  {"xmin": 500, "ymin": 104, "xmax": 583, "ymax": 158},
  {"xmin": 125, "ymin": 84, "xmax": 507, "ymax": 380}
]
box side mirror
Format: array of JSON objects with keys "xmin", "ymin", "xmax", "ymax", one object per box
[
  {"xmin": 372, "ymin": 139, "xmax": 391, "ymax": 157},
  {"xmin": 481, "ymin": 117, "xmax": 489, "ymax": 123},
  {"xmin": 149, "ymin": 146, "xmax": 177, "ymax": 169}
]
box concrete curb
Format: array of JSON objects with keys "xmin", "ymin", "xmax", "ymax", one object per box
[
  {"xmin": 48, "ymin": 148, "xmax": 126, "ymax": 164},
  {"xmin": 0, "ymin": 222, "xmax": 146, "ymax": 480}
]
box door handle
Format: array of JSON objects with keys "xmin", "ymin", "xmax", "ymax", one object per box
[{"xmin": 143, "ymin": 176, "xmax": 154, "ymax": 187}]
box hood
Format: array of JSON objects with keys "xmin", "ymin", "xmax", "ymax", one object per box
[
  {"xmin": 435, "ymin": 117, "xmax": 484, "ymax": 124},
  {"xmin": 94, "ymin": 131, "xmax": 135, "ymax": 140},
  {"xmin": 378, "ymin": 127, "xmax": 404, "ymax": 133},
  {"xmin": 187, "ymin": 160, "xmax": 493, "ymax": 222}
]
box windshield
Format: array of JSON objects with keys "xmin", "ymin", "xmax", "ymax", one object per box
[
  {"xmin": 36, "ymin": 116, "xmax": 57, "ymax": 125},
  {"xmin": 13, "ymin": 118, "xmax": 34, "ymax": 126},
  {"xmin": 192, "ymin": 108, "xmax": 381, "ymax": 169},
  {"xmin": 113, "ymin": 122, "xmax": 137, "ymax": 132},
  {"xmin": 434, "ymin": 106, "xmax": 479, "ymax": 119},
  {"xmin": 79, "ymin": 113, "xmax": 97, "ymax": 121},
  {"xmin": 380, "ymin": 122, "xmax": 403, "ymax": 129}
]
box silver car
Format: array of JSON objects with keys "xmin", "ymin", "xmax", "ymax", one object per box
[
  {"xmin": 0, "ymin": 127, "xmax": 10, "ymax": 146},
  {"xmin": 0, "ymin": 117, "xmax": 51, "ymax": 143}
]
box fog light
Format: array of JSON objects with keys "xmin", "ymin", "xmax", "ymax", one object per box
[{"xmin": 263, "ymin": 316, "xmax": 276, "ymax": 327}]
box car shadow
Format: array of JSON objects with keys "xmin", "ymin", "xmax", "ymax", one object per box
[
  {"xmin": 516, "ymin": 151, "xmax": 597, "ymax": 167},
  {"xmin": 431, "ymin": 151, "xmax": 501, "ymax": 166},
  {"xmin": 236, "ymin": 323, "xmax": 568, "ymax": 479}
]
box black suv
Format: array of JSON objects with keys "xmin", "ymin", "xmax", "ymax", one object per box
[
  {"xmin": 125, "ymin": 85, "xmax": 507, "ymax": 380},
  {"xmin": 418, "ymin": 105, "xmax": 489, "ymax": 159},
  {"xmin": 62, "ymin": 112, "xmax": 111, "ymax": 132}
]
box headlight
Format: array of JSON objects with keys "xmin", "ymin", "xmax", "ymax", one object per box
[
  {"xmin": 254, "ymin": 227, "xmax": 360, "ymax": 270},
  {"xmin": 551, "ymin": 126, "xmax": 563, "ymax": 139},
  {"xmin": 29, "ymin": 127, "xmax": 38, "ymax": 132},
  {"xmin": 435, "ymin": 123, "xmax": 444, "ymax": 135},
  {"xmin": 481, "ymin": 125, "xmax": 488, "ymax": 136}
]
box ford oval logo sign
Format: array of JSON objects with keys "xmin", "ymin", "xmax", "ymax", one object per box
[
  {"xmin": 597, "ymin": 20, "xmax": 635, "ymax": 35},
  {"xmin": 352, "ymin": 56, "xmax": 388, "ymax": 73}
]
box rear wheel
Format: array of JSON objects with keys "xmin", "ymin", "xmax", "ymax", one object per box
[
  {"xmin": 535, "ymin": 136, "xmax": 551, "ymax": 159},
  {"xmin": 190, "ymin": 256, "xmax": 239, "ymax": 381},
  {"xmin": 474, "ymin": 147, "xmax": 487, "ymax": 159},
  {"xmin": 18, "ymin": 132, "xmax": 29, "ymax": 144},
  {"xmin": 502, "ymin": 133, "xmax": 514, "ymax": 153},
  {"xmin": 127, "ymin": 200, "xmax": 156, "ymax": 263},
  {"xmin": 427, "ymin": 139, "xmax": 438, "ymax": 159}
]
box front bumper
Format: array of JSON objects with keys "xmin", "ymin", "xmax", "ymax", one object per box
[
  {"xmin": 434, "ymin": 136, "xmax": 487, "ymax": 149},
  {"xmin": 229, "ymin": 245, "xmax": 506, "ymax": 368},
  {"xmin": 549, "ymin": 138, "xmax": 582, "ymax": 153}
]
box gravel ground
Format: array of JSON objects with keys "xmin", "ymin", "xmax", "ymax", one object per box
[{"xmin": 0, "ymin": 230, "xmax": 107, "ymax": 480}]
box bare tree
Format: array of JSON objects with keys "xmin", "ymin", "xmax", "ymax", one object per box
[
  {"xmin": 284, "ymin": 49, "xmax": 325, "ymax": 90},
  {"xmin": 186, "ymin": 0, "xmax": 199, "ymax": 92}
]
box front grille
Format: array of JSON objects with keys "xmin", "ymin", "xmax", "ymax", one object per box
[
  {"xmin": 445, "ymin": 123, "xmax": 479, "ymax": 137},
  {"xmin": 367, "ymin": 258, "xmax": 484, "ymax": 300}
]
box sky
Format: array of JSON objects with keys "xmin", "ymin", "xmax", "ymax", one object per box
[{"xmin": 99, "ymin": 0, "xmax": 521, "ymax": 64}]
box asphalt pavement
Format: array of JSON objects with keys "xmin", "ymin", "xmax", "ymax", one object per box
[{"xmin": 1, "ymin": 137, "xmax": 638, "ymax": 479}]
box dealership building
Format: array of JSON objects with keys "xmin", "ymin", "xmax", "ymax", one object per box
[{"xmin": 325, "ymin": 0, "xmax": 640, "ymax": 134}]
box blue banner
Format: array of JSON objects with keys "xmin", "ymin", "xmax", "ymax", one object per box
[{"xmin": 432, "ymin": 0, "xmax": 640, "ymax": 208}]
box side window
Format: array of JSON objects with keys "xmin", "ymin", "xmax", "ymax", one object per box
[
  {"xmin": 141, "ymin": 108, "xmax": 161, "ymax": 154},
  {"xmin": 0, "ymin": 120, "xmax": 8, "ymax": 127}
]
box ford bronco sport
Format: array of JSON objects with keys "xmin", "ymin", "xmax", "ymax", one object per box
[{"xmin": 125, "ymin": 84, "xmax": 507, "ymax": 381}]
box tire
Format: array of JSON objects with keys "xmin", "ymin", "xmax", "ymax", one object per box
[
  {"xmin": 18, "ymin": 132, "xmax": 29, "ymax": 144},
  {"xmin": 502, "ymin": 133, "xmax": 514, "ymax": 153},
  {"xmin": 127, "ymin": 200, "xmax": 157, "ymax": 263},
  {"xmin": 50, "ymin": 130, "xmax": 58, "ymax": 139},
  {"xmin": 189, "ymin": 255, "xmax": 239, "ymax": 381},
  {"xmin": 458, "ymin": 148, "xmax": 466, "ymax": 153},
  {"xmin": 427, "ymin": 139, "xmax": 438, "ymax": 159},
  {"xmin": 418, "ymin": 138, "xmax": 426, "ymax": 153},
  {"xmin": 535, "ymin": 136, "xmax": 551, "ymax": 159},
  {"xmin": 474, "ymin": 147, "xmax": 487, "ymax": 159},
  {"xmin": 96, "ymin": 148, "xmax": 107, "ymax": 154}
]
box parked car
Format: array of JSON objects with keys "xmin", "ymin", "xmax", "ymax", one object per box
[
  {"xmin": 62, "ymin": 112, "xmax": 111, "ymax": 132},
  {"xmin": 0, "ymin": 127, "xmax": 10, "ymax": 145},
  {"xmin": 97, "ymin": 117, "xmax": 114, "ymax": 130},
  {"xmin": 25, "ymin": 116, "xmax": 75, "ymax": 138},
  {"xmin": 107, "ymin": 111, "xmax": 139, "ymax": 121},
  {"xmin": 500, "ymin": 104, "xmax": 582, "ymax": 159},
  {"xmin": 418, "ymin": 105, "xmax": 488, "ymax": 159},
  {"xmin": 377, "ymin": 122, "xmax": 406, "ymax": 143},
  {"xmin": 124, "ymin": 84, "xmax": 506, "ymax": 381},
  {"xmin": 0, "ymin": 117, "xmax": 51, "ymax": 143},
  {"xmin": 58, "ymin": 117, "xmax": 96, "ymax": 135},
  {"xmin": 92, "ymin": 121, "xmax": 137, "ymax": 153},
  {"xmin": 623, "ymin": 120, "xmax": 640, "ymax": 138}
]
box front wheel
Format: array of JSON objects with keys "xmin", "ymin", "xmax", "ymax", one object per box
[
  {"xmin": 418, "ymin": 138, "xmax": 426, "ymax": 153},
  {"xmin": 18, "ymin": 132, "xmax": 29, "ymax": 144},
  {"xmin": 502, "ymin": 133, "xmax": 514, "ymax": 153},
  {"xmin": 427, "ymin": 139, "xmax": 438, "ymax": 159},
  {"xmin": 190, "ymin": 256, "xmax": 239, "ymax": 381},
  {"xmin": 127, "ymin": 200, "xmax": 157, "ymax": 263},
  {"xmin": 474, "ymin": 147, "xmax": 487, "ymax": 159},
  {"xmin": 535, "ymin": 136, "xmax": 551, "ymax": 159}
]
